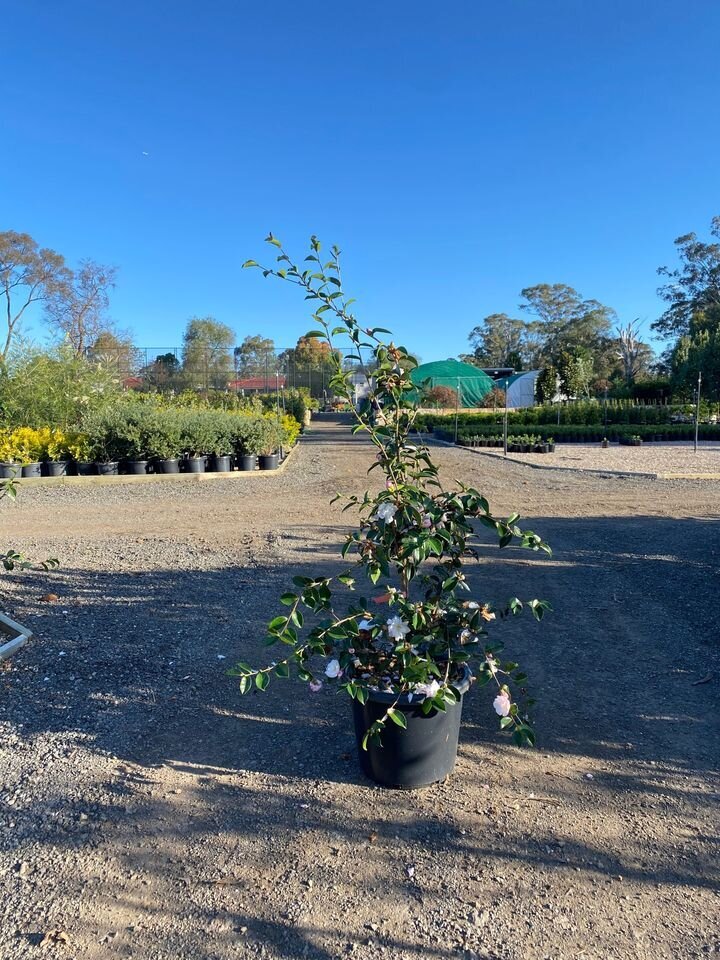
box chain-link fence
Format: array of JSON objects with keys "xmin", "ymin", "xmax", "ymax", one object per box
[{"xmin": 85, "ymin": 345, "xmax": 371, "ymax": 401}]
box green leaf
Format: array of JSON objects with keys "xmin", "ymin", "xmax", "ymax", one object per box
[
  {"xmin": 268, "ymin": 616, "xmax": 288, "ymax": 632},
  {"xmin": 304, "ymin": 330, "xmax": 326, "ymax": 339},
  {"xmin": 500, "ymin": 716, "xmax": 513, "ymax": 729},
  {"xmin": 242, "ymin": 259, "xmax": 259, "ymax": 268},
  {"xmin": 255, "ymin": 672, "xmax": 270, "ymax": 691},
  {"xmin": 387, "ymin": 708, "xmax": 407, "ymax": 728},
  {"xmin": 280, "ymin": 592, "xmax": 297, "ymax": 606}
]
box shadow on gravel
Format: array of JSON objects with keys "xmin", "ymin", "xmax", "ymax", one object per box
[{"xmin": 2, "ymin": 515, "xmax": 719, "ymax": 905}]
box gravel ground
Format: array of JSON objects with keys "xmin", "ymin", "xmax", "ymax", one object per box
[
  {"xmin": 1, "ymin": 415, "xmax": 719, "ymax": 960},
  {"xmin": 474, "ymin": 441, "xmax": 720, "ymax": 477}
]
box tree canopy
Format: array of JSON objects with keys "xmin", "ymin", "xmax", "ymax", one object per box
[
  {"xmin": 44, "ymin": 259, "xmax": 118, "ymax": 355},
  {"xmin": 182, "ymin": 316, "xmax": 235, "ymax": 390},
  {"xmin": 0, "ymin": 231, "xmax": 71, "ymax": 361}
]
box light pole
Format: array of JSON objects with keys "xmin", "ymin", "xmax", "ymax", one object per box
[
  {"xmin": 503, "ymin": 377, "xmax": 509, "ymax": 457},
  {"xmin": 454, "ymin": 377, "xmax": 461, "ymax": 444},
  {"xmin": 694, "ymin": 371, "xmax": 702, "ymax": 453}
]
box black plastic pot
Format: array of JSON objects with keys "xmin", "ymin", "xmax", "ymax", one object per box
[
  {"xmin": 77, "ymin": 461, "xmax": 96, "ymax": 476},
  {"xmin": 46, "ymin": 461, "xmax": 69, "ymax": 478},
  {"xmin": 352, "ymin": 666, "xmax": 473, "ymax": 789},
  {"xmin": 237, "ymin": 454, "xmax": 257, "ymax": 472},
  {"xmin": 156, "ymin": 458, "xmax": 180, "ymax": 474},
  {"xmin": 210, "ymin": 454, "xmax": 232, "ymax": 473},
  {"xmin": 184, "ymin": 457, "xmax": 206, "ymax": 474},
  {"xmin": 258, "ymin": 453, "xmax": 279, "ymax": 470},
  {"xmin": 96, "ymin": 461, "xmax": 119, "ymax": 476},
  {"xmin": 0, "ymin": 462, "xmax": 21, "ymax": 480},
  {"xmin": 126, "ymin": 460, "xmax": 149, "ymax": 475},
  {"xmin": 21, "ymin": 462, "xmax": 43, "ymax": 479}
]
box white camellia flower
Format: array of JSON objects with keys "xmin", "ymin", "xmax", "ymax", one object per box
[
  {"xmin": 421, "ymin": 514, "xmax": 432, "ymax": 528},
  {"xmin": 414, "ymin": 679, "xmax": 441, "ymax": 700},
  {"xmin": 493, "ymin": 691, "xmax": 512, "ymax": 717},
  {"xmin": 374, "ymin": 502, "xmax": 397, "ymax": 523},
  {"xmin": 324, "ymin": 659, "xmax": 342, "ymax": 678},
  {"xmin": 358, "ymin": 619, "xmax": 373, "ymax": 631},
  {"xmin": 386, "ymin": 616, "xmax": 410, "ymax": 640}
]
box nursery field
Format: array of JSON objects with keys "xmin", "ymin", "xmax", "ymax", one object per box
[{"xmin": 1, "ymin": 416, "xmax": 718, "ymax": 960}]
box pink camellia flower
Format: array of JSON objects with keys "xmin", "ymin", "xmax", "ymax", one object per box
[
  {"xmin": 308, "ymin": 679, "xmax": 323, "ymax": 693},
  {"xmin": 324, "ymin": 659, "xmax": 342, "ymax": 679},
  {"xmin": 493, "ymin": 691, "xmax": 512, "ymax": 717}
]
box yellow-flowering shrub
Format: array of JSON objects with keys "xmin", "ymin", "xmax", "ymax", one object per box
[
  {"xmin": 6, "ymin": 427, "xmax": 51, "ymax": 464},
  {"xmin": 45, "ymin": 428, "xmax": 91, "ymax": 462}
]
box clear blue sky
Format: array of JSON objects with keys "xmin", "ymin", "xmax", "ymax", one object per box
[{"xmin": 4, "ymin": 0, "xmax": 720, "ymax": 360}]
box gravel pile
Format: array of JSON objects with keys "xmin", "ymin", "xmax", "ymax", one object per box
[{"xmin": 1, "ymin": 417, "xmax": 718, "ymax": 960}]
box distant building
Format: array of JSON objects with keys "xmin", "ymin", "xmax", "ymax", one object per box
[
  {"xmin": 502, "ymin": 371, "xmax": 540, "ymax": 409},
  {"xmin": 228, "ymin": 376, "xmax": 287, "ymax": 393}
]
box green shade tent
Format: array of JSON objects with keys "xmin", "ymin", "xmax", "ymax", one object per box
[{"xmin": 410, "ymin": 359, "xmax": 495, "ymax": 408}]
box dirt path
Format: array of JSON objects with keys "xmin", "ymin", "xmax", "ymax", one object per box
[{"xmin": 1, "ymin": 416, "xmax": 718, "ymax": 960}]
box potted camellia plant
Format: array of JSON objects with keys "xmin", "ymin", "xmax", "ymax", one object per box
[{"xmin": 230, "ymin": 236, "xmax": 551, "ymax": 789}]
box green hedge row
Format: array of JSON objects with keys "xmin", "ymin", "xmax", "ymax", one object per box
[
  {"xmin": 415, "ymin": 403, "xmax": 708, "ymax": 430},
  {"xmin": 431, "ymin": 423, "xmax": 720, "ymax": 443}
]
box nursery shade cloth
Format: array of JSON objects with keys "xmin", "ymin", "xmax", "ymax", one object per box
[{"xmin": 410, "ymin": 360, "xmax": 495, "ymax": 408}]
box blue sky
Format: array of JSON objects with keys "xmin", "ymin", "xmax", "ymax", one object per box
[{"xmin": 4, "ymin": 0, "xmax": 720, "ymax": 361}]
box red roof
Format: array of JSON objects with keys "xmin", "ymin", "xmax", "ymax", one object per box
[{"xmin": 228, "ymin": 377, "xmax": 286, "ymax": 390}]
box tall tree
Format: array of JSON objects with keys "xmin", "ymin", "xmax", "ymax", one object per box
[
  {"xmin": 234, "ymin": 334, "xmax": 276, "ymax": 378},
  {"xmin": 615, "ymin": 321, "xmax": 643, "ymax": 385},
  {"xmin": 45, "ymin": 259, "xmax": 118, "ymax": 355},
  {"xmin": 87, "ymin": 330, "xmax": 137, "ymax": 380},
  {"xmin": 0, "ymin": 231, "xmax": 70, "ymax": 361},
  {"xmin": 653, "ymin": 216, "xmax": 720, "ymax": 340},
  {"xmin": 519, "ymin": 283, "xmax": 616, "ymax": 364},
  {"xmin": 467, "ymin": 313, "xmax": 528, "ymax": 368},
  {"xmin": 181, "ymin": 316, "xmax": 235, "ymax": 390}
]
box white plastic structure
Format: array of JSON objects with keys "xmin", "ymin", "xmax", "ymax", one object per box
[{"xmin": 0, "ymin": 612, "xmax": 32, "ymax": 662}]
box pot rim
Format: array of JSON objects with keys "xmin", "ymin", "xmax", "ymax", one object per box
[{"xmin": 359, "ymin": 662, "xmax": 473, "ymax": 706}]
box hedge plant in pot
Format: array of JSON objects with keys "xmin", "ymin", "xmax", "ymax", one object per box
[
  {"xmin": 233, "ymin": 416, "xmax": 264, "ymax": 471},
  {"xmin": 231, "ymin": 236, "xmax": 551, "ymax": 789},
  {"xmin": 0, "ymin": 430, "xmax": 21, "ymax": 480},
  {"xmin": 257, "ymin": 416, "xmax": 282, "ymax": 470},
  {"xmin": 45, "ymin": 429, "xmax": 76, "ymax": 477},
  {"xmin": 179, "ymin": 411, "xmax": 210, "ymax": 473},
  {"xmin": 11, "ymin": 428, "xmax": 49, "ymax": 478},
  {"xmin": 206, "ymin": 412, "xmax": 235, "ymax": 472},
  {"xmin": 145, "ymin": 409, "xmax": 183, "ymax": 474}
]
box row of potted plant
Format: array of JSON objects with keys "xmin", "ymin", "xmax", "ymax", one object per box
[
  {"xmin": 456, "ymin": 434, "xmax": 556, "ymax": 453},
  {"xmin": 441, "ymin": 422, "xmax": 716, "ymax": 444},
  {"xmin": 0, "ymin": 408, "xmax": 301, "ymax": 478}
]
